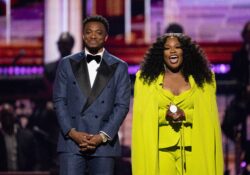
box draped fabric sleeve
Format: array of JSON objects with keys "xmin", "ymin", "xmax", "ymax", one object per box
[
  {"xmin": 132, "ymin": 71, "xmax": 160, "ymax": 175},
  {"xmin": 132, "ymin": 72, "xmax": 146, "ymax": 174},
  {"xmin": 190, "ymin": 72, "xmax": 224, "ymax": 175},
  {"xmin": 210, "ymin": 73, "xmax": 224, "ymax": 175}
]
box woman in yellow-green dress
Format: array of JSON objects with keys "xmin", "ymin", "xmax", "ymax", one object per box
[{"xmin": 132, "ymin": 33, "xmax": 223, "ymax": 175}]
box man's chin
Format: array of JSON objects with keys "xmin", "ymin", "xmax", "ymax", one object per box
[{"xmin": 86, "ymin": 47, "xmax": 100, "ymax": 55}]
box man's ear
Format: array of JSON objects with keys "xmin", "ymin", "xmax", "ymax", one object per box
[{"xmin": 105, "ymin": 35, "xmax": 108, "ymax": 42}]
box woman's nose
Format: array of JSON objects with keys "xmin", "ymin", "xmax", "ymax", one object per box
[{"xmin": 170, "ymin": 48, "xmax": 176, "ymax": 52}]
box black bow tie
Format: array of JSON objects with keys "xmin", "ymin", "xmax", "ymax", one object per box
[{"xmin": 86, "ymin": 54, "xmax": 101, "ymax": 63}]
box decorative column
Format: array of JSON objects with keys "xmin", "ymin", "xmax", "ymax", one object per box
[
  {"xmin": 144, "ymin": 0, "xmax": 151, "ymax": 44},
  {"xmin": 68, "ymin": 0, "xmax": 82, "ymax": 53},
  {"xmin": 5, "ymin": 0, "xmax": 11, "ymax": 44},
  {"xmin": 125, "ymin": 0, "xmax": 132, "ymax": 44},
  {"xmin": 44, "ymin": 0, "xmax": 61, "ymax": 63}
]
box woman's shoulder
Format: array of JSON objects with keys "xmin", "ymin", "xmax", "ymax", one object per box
[
  {"xmin": 135, "ymin": 70, "xmax": 141, "ymax": 77},
  {"xmin": 135, "ymin": 70, "xmax": 163, "ymax": 86}
]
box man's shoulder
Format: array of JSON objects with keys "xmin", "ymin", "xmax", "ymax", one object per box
[{"xmin": 108, "ymin": 53, "xmax": 127, "ymax": 65}]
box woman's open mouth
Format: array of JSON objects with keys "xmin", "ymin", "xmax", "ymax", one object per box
[{"xmin": 169, "ymin": 55, "xmax": 178, "ymax": 64}]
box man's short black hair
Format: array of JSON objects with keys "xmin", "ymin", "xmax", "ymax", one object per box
[{"xmin": 83, "ymin": 15, "xmax": 109, "ymax": 33}]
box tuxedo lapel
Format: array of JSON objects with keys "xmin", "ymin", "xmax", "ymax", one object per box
[
  {"xmin": 70, "ymin": 56, "xmax": 91, "ymax": 97},
  {"xmin": 82, "ymin": 60, "xmax": 118, "ymax": 112}
]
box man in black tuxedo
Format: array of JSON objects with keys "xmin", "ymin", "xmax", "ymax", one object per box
[{"xmin": 53, "ymin": 15, "xmax": 130, "ymax": 175}]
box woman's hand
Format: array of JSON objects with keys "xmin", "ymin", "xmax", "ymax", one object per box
[{"xmin": 166, "ymin": 104, "xmax": 185, "ymax": 123}]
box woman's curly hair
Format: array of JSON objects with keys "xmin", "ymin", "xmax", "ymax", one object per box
[{"xmin": 140, "ymin": 33, "xmax": 213, "ymax": 88}]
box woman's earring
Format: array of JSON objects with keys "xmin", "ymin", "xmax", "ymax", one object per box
[{"xmin": 164, "ymin": 64, "xmax": 167, "ymax": 71}]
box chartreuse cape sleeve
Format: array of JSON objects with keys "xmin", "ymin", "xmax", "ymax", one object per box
[{"xmin": 132, "ymin": 71, "xmax": 224, "ymax": 175}]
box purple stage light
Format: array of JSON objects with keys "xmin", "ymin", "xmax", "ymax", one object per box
[
  {"xmin": 0, "ymin": 64, "xmax": 230, "ymax": 77},
  {"xmin": 241, "ymin": 161, "xmax": 247, "ymax": 168},
  {"xmin": 14, "ymin": 66, "xmax": 20, "ymax": 75},
  {"xmin": 128, "ymin": 64, "xmax": 230, "ymax": 75},
  {"xmin": 3, "ymin": 67, "xmax": 8, "ymax": 75},
  {"xmin": 211, "ymin": 64, "xmax": 230, "ymax": 74},
  {"xmin": 128, "ymin": 65, "xmax": 140, "ymax": 75},
  {"xmin": 8, "ymin": 67, "xmax": 14, "ymax": 75},
  {"xmin": 219, "ymin": 64, "xmax": 230, "ymax": 73},
  {"xmin": 0, "ymin": 66, "xmax": 44, "ymax": 78},
  {"xmin": 38, "ymin": 67, "xmax": 44, "ymax": 74},
  {"xmin": 20, "ymin": 67, "xmax": 25, "ymax": 75},
  {"xmin": 31, "ymin": 66, "xmax": 36, "ymax": 74}
]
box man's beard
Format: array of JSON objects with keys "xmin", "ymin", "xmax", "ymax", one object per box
[{"xmin": 85, "ymin": 45, "xmax": 103, "ymax": 55}]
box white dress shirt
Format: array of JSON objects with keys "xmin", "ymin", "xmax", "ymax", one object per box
[
  {"xmin": 85, "ymin": 48, "xmax": 111, "ymax": 140},
  {"xmin": 85, "ymin": 48, "xmax": 104, "ymax": 87}
]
